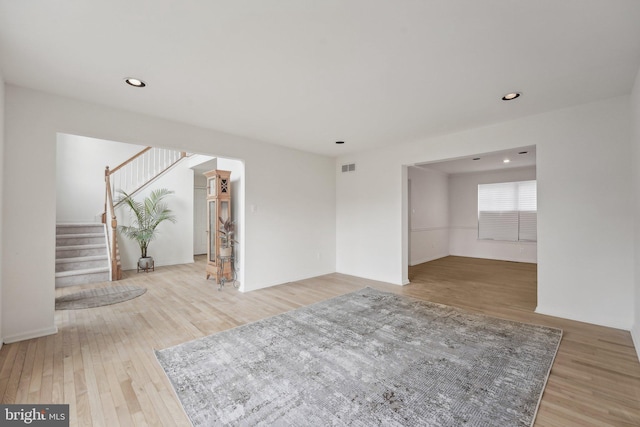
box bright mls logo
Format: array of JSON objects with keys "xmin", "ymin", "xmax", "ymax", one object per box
[{"xmin": 0, "ymin": 405, "xmax": 69, "ymax": 426}]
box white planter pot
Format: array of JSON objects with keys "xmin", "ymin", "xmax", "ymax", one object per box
[
  {"xmin": 138, "ymin": 256, "xmax": 154, "ymax": 270},
  {"xmin": 220, "ymin": 247, "xmax": 233, "ymax": 257}
]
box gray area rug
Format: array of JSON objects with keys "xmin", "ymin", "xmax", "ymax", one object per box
[
  {"xmin": 156, "ymin": 287, "xmax": 562, "ymax": 426},
  {"xmin": 55, "ymin": 285, "xmax": 146, "ymax": 310}
]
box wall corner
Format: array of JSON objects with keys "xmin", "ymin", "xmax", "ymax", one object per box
[{"xmin": 632, "ymin": 323, "xmax": 640, "ymax": 363}]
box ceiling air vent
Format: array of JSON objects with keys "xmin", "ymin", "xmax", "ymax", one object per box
[{"xmin": 341, "ymin": 163, "xmax": 356, "ymax": 173}]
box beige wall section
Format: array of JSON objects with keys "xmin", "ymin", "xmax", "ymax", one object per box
[
  {"xmin": 115, "ymin": 159, "xmax": 195, "ymax": 270},
  {"xmin": 337, "ymin": 95, "xmax": 634, "ymax": 330},
  {"xmin": 448, "ymin": 167, "xmax": 537, "ymax": 263},
  {"xmin": 0, "ymin": 77, "xmax": 4, "ymax": 347},
  {"xmin": 408, "ymin": 166, "xmax": 450, "ymax": 265},
  {"xmin": 632, "ymin": 67, "xmax": 640, "ymax": 358},
  {"xmin": 56, "ymin": 134, "xmax": 145, "ymax": 223},
  {"xmin": 2, "ymin": 85, "xmax": 336, "ymax": 343}
]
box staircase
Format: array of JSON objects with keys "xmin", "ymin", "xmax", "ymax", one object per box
[{"xmin": 55, "ymin": 223, "xmax": 110, "ymax": 287}]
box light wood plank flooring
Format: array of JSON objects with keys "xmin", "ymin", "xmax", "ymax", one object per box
[{"xmin": 1, "ymin": 255, "xmax": 639, "ymax": 426}]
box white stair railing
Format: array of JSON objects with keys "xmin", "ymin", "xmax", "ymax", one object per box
[{"xmin": 108, "ymin": 147, "xmax": 187, "ymax": 204}]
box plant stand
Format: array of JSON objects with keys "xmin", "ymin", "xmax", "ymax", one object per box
[
  {"xmin": 216, "ymin": 255, "xmax": 237, "ymax": 290},
  {"xmin": 137, "ymin": 258, "xmax": 155, "ymax": 273}
]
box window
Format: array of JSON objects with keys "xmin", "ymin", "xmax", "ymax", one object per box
[{"xmin": 478, "ymin": 180, "xmax": 536, "ymax": 242}]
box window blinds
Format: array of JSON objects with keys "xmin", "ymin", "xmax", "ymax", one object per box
[{"xmin": 478, "ymin": 180, "xmax": 537, "ymax": 242}]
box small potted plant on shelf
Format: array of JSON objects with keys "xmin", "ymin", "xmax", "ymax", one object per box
[
  {"xmin": 118, "ymin": 188, "xmax": 177, "ymax": 271},
  {"xmin": 219, "ymin": 217, "xmax": 237, "ymax": 257}
]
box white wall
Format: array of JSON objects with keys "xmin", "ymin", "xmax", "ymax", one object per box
[
  {"xmin": 2, "ymin": 85, "xmax": 336, "ymax": 343},
  {"xmin": 116, "ymin": 160, "xmax": 195, "ymax": 270},
  {"xmin": 408, "ymin": 166, "xmax": 449, "ymax": 265},
  {"xmin": 191, "ymin": 157, "xmax": 215, "ymax": 257},
  {"xmin": 56, "ymin": 134, "xmax": 145, "ymax": 223},
  {"xmin": 448, "ymin": 167, "xmax": 537, "ymax": 263},
  {"xmin": 0, "ymin": 77, "xmax": 4, "ymax": 347},
  {"xmin": 632, "ymin": 66, "xmax": 640, "ymax": 356},
  {"xmin": 337, "ymin": 95, "xmax": 634, "ymax": 330}
]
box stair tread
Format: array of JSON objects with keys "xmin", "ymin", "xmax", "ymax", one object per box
[
  {"xmin": 57, "ymin": 223, "xmax": 104, "ymax": 227},
  {"xmin": 56, "ymin": 255, "xmax": 108, "ymax": 264},
  {"xmin": 56, "ymin": 243, "xmax": 106, "ymax": 250},
  {"xmin": 55, "ymin": 267, "xmax": 110, "ymax": 278},
  {"xmin": 56, "ymin": 233, "xmax": 104, "ymax": 238}
]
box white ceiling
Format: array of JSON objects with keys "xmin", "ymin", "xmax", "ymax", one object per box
[
  {"xmin": 1, "ymin": 1, "xmax": 639, "ymax": 158},
  {"xmin": 415, "ymin": 146, "xmax": 536, "ymax": 175}
]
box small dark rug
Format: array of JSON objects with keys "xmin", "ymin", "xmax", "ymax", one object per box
[
  {"xmin": 156, "ymin": 287, "xmax": 562, "ymax": 426},
  {"xmin": 55, "ymin": 285, "xmax": 146, "ymax": 310}
]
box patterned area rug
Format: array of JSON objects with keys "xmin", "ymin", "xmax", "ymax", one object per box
[
  {"xmin": 156, "ymin": 287, "xmax": 562, "ymax": 426},
  {"xmin": 55, "ymin": 285, "xmax": 146, "ymax": 310}
]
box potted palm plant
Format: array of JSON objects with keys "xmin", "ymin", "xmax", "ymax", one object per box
[{"xmin": 118, "ymin": 188, "xmax": 177, "ymax": 271}]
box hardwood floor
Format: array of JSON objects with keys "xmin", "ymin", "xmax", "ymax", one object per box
[{"xmin": 1, "ymin": 255, "xmax": 639, "ymax": 426}]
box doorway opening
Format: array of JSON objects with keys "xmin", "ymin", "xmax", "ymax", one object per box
[{"xmin": 404, "ymin": 146, "xmax": 537, "ymax": 310}]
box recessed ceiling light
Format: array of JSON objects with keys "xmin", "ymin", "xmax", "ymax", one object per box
[
  {"xmin": 503, "ymin": 159, "xmax": 511, "ymax": 163},
  {"xmin": 472, "ymin": 158, "xmax": 481, "ymax": 161},
  {"xmin": 336, "ymin": 141, "xmax": 345, "ymax": 144},
  {"xmin": 501, "ymin": 92, "xmax": 521, "ymax": 101},
  {"xmin": 518, "ymin": 151, "xmax": 528, "ymax": 155},
  {"xmin": 125, "ymin": 78, "xmax": 146, "ymax": 88}
]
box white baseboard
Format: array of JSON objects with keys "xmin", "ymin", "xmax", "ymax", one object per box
[
  {"xmin": 244, "ymin": 269, "xmax": 338, "ymax": 293},
  {"xmin": 3, "ymin": 326, "xmax": 58, "ymax": 344},
  {"xmin": 631, "ymin": 323, "xmax": 640, "ymax": 363},
  {"xmin": 535, "ymin": 305, "xmax": 630, "ymax": 331},
  {"xmin": 409, "ymin": 254, "xmax": 448, "ymax": 266}
]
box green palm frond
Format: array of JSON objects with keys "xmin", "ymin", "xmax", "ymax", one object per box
[{"xmin": 117, "ymin": 189, "xmax": 176, "ymax": 258}]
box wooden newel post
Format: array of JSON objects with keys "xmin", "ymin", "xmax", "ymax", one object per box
[{"xmin": 105, "ymin": 165, "xmax": 120, "ymax": 281}]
